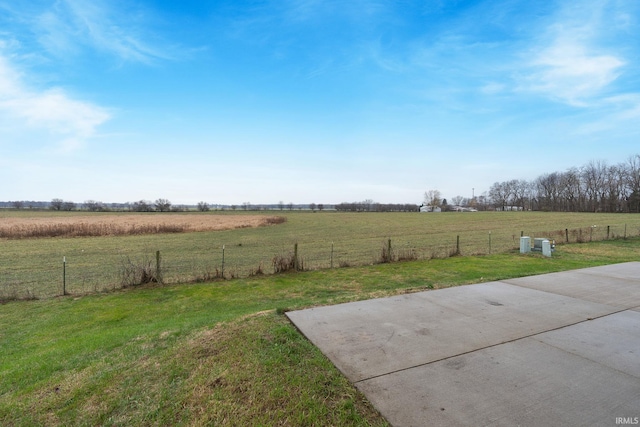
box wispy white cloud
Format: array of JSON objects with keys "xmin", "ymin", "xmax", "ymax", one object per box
[
  {"xmin": 0, "ymin": 54, "xmax": 110, "ymax": 152},
  {"xmin": 573, "ymin": 93, "xmax": 640, "ymax": 136},
  {"xmin": 35, "ymin": 0, "xmax": 171, "ymax": 63},
  {"xmin": 518, "ymin": 0, "xmax": 629, "ymax": 106},
  {"xmin": 524, "ymin": 37, "xmax": 624, "ymax": 106}
]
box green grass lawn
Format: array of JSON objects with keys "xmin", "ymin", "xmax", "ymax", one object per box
[
  {"xmin": 3, "ymin": 210, "xmax": 640, "ymax": 299},
  {"xmin": 1, "ymin": 237, "xmax": 639, "ymax": 426}
]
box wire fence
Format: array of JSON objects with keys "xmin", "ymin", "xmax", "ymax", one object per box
[{"xmin": 1, "ymin": 223, "xmax": 639, "ymax": 300}]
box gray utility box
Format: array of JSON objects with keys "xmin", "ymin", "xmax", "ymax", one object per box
[
  {"xmin": 533, "ymin": 238, "xmax": 546, "ymax": 251},
  {"xmin": 521, "ymin": 237, "xmax": 553, "ymax": 257}
]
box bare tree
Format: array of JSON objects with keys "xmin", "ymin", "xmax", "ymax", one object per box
[
  {"xmin": 132, "ymin": 200, "xmax": 153, "ymax": 212},
  {"xmin": 511, "ymin": 179, "xmax": 531, "ymax": 211},
  {"xmin": 197, "ymin": 201, "xmax": 210, "ymax": 212},
  {"xmin": 62, "ymin": 201, "xmax": 76, "ymax": 211},
  {"xmin": 84, "ymin": 200, "xmax": 104, "ymax": 212},
  {"xmin": 423, "ymin": 190, "xmax": 442, "ymax": 207},
  {"xmin": 451, "ymin": 195, "xmax": 464, "ymax": 206},
  {"xmin": 11, "ymin": 201, "xmax": 24, "ymax": 210},
  {"xmin": 154, "ymin": 199, "xmax": 172, "ymax": 212},
  {"xmin": 489, "ymin": 182, "xmax": 509, "ymax": 210},
  {"xmin": 581, "ymin": 161, "xmax": 608, "ymax": 212},
  {"xmin": 50, "ymin": 198, "xmax": 64, "ymax": 211},
  {"xmin": 624, "ymin": 155, "xmax": 640, "ymax": 212},
  {"xmin": 559, "ymin": 168, "xmax": 582, "ymax": 212},
  {"xmin": 476, "ymin": 192, "xmax": 488, "ymax": 211},
  {"xmin": 536, "ymin": 173, "xmax": 563, "ymax": 211}
]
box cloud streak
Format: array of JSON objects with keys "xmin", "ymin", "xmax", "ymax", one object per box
[
  {"xmin": 36, "ymin": 0, "xmax": 170, "ymax": 63},
  {"xmin": 0, "ymin": 54, "xmax": 110, "ymax": 152},
  {"xmin": 524, "ymin": 37, "xmax": 624, "ymax": 106},
  {"xmin": 519, "ymin": 0, "xmax": 628, "ymax": 106}
]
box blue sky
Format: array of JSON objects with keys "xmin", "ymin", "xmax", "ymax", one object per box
[{"xmin": 1, "ymin": 0, "xmax": 639, "ymax": 205}]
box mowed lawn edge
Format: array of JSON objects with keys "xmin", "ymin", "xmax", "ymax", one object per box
[{"xmin": 1, "ymin": 238, "xmax": 639, "ymax": 426}]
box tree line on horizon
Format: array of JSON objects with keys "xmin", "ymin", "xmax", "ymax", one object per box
[
  {"xmin": 484, "ymin": 154, "xmax": 640, "ymax": 213},
  {"xmin": 4, "ymin": 154, "xmax": 640, "ymax": 213}
]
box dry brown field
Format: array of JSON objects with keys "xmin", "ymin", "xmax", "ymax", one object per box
[{"xmin": 0, "ymin": 214, "xmax": 285, "ymax": 238}]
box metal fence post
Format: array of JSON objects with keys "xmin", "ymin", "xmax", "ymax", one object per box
[
  {"xmin": 156, "ymin": 250, "xmax": 162, "ymax": 284},
  {"xmin": 330, "ymin": 242, "xmax": 334, "ymax": 269},
  {"xmin": 62, "ymin": 256, "xmax": 66, "ymax": 296}
]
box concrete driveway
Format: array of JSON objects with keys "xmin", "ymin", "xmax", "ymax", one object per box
[{"xmin": 286, "ymin": 262, "xmax": 640, "ymax": 426}]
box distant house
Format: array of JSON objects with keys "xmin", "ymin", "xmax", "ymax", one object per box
[
  {"xmin": 450, "ymin": 205, "xmax": 478, "ymax": 212},
  {"xmin": 419, "ymin": 204, "xmax": 441, "ymax": 213}
]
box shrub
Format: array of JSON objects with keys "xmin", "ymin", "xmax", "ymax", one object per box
[
  {"xmin": 249, "ymin": 262, "xmax": 265, "ymax": 277},
  {"xmin": 0, "ymin": 287, "xmax": 37, "ymax": 304},
  {"xmin": 263, "ymin": 216, "xmax": 287, "ymax": 226},
  {"xmin": 272, "ymin": 252, "xmax": 303, "ymax": 273},
  {"xmin": 120, "ymin": 256, "xmax": 160, "ymax": 287},
  {"xmin": 396, "ymin": 248, "xmax": 418, "ymax": 262},
  {"xmin": 377, "ymin": 240, "xmax": 394, "ymax": 263}
]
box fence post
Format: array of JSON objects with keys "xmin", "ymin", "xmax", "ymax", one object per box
[
  {"xmin": 456, "ymin": 235, "xmax": 460, "ymax": 255},
  {"xmin": 330, "ymin": 242, "xmax": 334, "ymax": 269},
  {"xmin": 388, "ymin": 239, "xmax": 392, "ymax": 262},
  {"xmin": 221, "ymin": 245, "xmax": 225, "ymax": 277},
  {"xmin": 607, "ymin": 225, "xmax": 610, "ymax": 240},
  {"xmin": 156, "ymin": 250, "xmax": 163, "ymax": 284},
  {"xmin": 625, "ymin": 224, "xmax": 627, "ymax": 239},
  {"xmin": 294, "ymin": 243, "xmax": 299, "ymax": 271},
  {"xmin": 62, "ymin": 256, "xmax": 66, "ymax": 296},
  {"xmin": 488, "ymin": 232, "xmax": 492, "ymax": 254},
  {"xmin": 565, "ymin": 228, "xmax": 569, "ymax": 243}
]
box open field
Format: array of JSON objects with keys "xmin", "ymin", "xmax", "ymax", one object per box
[
  {"xmin": 2, "ymin": 210, "xmax": 640, "ymax": 299},
  {"xmin": 1, "ymin": 238, "xmax": 640, "ymax": 426}
]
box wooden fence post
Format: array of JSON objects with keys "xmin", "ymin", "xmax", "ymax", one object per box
[{"xmin": 221, "ymin": 245, "xmax": 225, "ymax": 277}]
